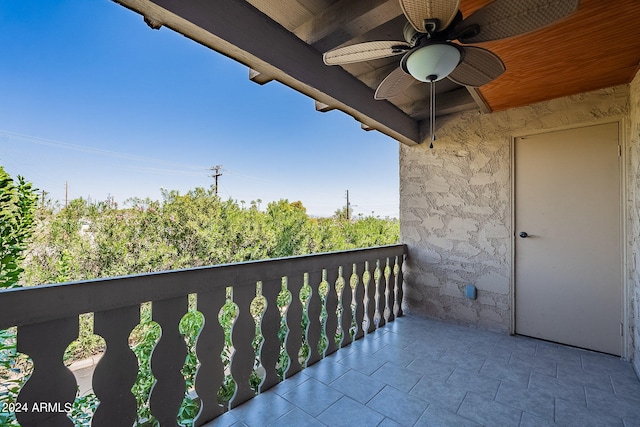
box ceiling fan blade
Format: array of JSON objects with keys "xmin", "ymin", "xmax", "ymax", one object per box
[
  {"xmin": 400, "ymin": 0, "xmax": 461, "ymax": 33},
  {"xmin": 454, "ymin": 0, "xmax": 579, "ymax": 43},
  {"xmin": 374, "ymin": 66, "xmax": 415, "ymax": 100},
  {"xmin": 447, "ymin": 46, "xmax": 505, "ymax": 87},
  {"xmin": 323, "ymin": 41, "xmax": 410, "ymax": 65}
]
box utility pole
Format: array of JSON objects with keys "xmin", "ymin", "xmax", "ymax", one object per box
[
  {"xmin": 345, "ymin": 189, "xmax": 350, "ymax": 221},
  {"xmin": 65, "ymin": 181, "xmax": 68, "ymax": 209},
  {"xmin": 210, "ymin": 165, "xmax": 223, "ymax": 195},
  {"xmin": 41, "ymin": 190, "xmax": 48, "ymax": 208}
]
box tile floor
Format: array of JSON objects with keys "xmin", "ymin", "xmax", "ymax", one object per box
[{"xmin": 205, "ymin": 315, "xmax": 640, "ymax": 426}]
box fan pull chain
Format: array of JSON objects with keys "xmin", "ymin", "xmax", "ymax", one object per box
[{"xmin": 429, "ymin": 76, "xmax": 436, "ymax": 149}]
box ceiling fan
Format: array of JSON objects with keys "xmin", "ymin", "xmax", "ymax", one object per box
[{"xmin": 323, "ymin": 0, "xmax": 580, "ymax": 147}]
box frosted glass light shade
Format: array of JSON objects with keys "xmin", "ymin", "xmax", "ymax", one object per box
[{"xmin": 405, "ymin": 43, "xmax": 461, "ymax": 82}]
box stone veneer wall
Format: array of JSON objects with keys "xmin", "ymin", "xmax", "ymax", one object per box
[
  {"xmin": 400, "ymin": 83, "xmax": 635, "ymax": 346},
  {"xmin": 630, "ymin": 71, "xmax": 640, "ymax": 372}
]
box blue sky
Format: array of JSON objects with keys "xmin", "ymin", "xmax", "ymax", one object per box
[{"xmin": 0, "ymin": 0, "xmax": 400, "ymax": 218}]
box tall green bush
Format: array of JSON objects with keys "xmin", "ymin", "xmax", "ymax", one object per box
[
  {"xmin": 0, "ymin": 166, "xmax": 38, "ymax": 289},
  {"xmin": 0, "ymin": 166, "xmax": 38, "ymax": 426}
]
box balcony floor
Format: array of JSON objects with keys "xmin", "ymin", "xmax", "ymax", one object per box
[{"xmin": 207, "ymin": 315, "xmax": 640, "ymax": 426}]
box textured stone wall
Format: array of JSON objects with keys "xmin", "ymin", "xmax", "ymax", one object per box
[
  {"xmin": 629, "ymin": 71, "xmax": 640, "ymax": 373},
  {"xmin": 400, "ymin": 84, "xmax": 631, "ymax": 335}
]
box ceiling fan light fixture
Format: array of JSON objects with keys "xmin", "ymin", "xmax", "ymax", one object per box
[{"xmin": 403, "ymin": 43, "xmax": 461, "ymax": 82}]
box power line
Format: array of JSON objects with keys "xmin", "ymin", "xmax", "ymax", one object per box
[{"xmin": 0, "ymin": 129, "xmax": 208, "ymax": 171}]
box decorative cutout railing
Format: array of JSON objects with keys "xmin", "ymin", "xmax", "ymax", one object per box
[{"xmin": 0, "ymin": 244, "xmax": 406, "ymax": 426}]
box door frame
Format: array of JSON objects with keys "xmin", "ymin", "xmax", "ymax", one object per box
[{"xmin": 509, "ymin": 118, "xmax": 629, "ymax": 359}]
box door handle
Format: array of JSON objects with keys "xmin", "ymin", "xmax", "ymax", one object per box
[{"xmin": 519, "ymin": 232, "xmax": 529, "ymax": 238}]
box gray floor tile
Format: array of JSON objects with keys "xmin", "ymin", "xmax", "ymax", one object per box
[
  {"xmin": 323, "ymin": 346, "xmax": 353, "ymax": 362},
  {"xmin": 267, "ymin": 372, "xmax": 310, "ymax": 396},
  {"xmin": 202, "ymin": 410, "xmax": 242, "ymax": 427},
  {"xmin": 329, "ymin": 369, "xmax": 385, "ymax": 403},
  {"xmin": 415, "ymin": 405, "xmax": 480, "ymax": 427},
  {"xmin": 446, "ymin": 367, "xmax": 501, "ymax": 399},
  {"xmin": 281, "ymin": 377, "xmax": 343, "ymax": 417},
  {"xmin": 457, "ymin": 393, "xmax": 522, "ymax": 427},
  {"xmin": 377, "ymin": 417, "xmax": 403, "ymax": 427},
  {"xmin": 406, "ymin": 356, "xmax": 456, "ymax": 381},
  {"xmin": 389, "ymin": 315, "xmax": 435, "ymax": 334},
  {"xmin": 509, "ymin": 351, "xmax": 557, "ymax": 377},
  {"xmin": 557, "ymin": 363, "xmax": 614, "ymax": 392},
  {"xmin": 467, "ymin": 341, "xmax": 514, "ymax": 364},
  {"xmin": 317, "ymin": 396, "xmax": 384, "ymax": 427},
  {"xmin": 349, "ymin": 335, "xmax": 388, "ymax": 354},
  {"xmin": 495, "ymin": 381, "xmax": 555, "ymax": 420},
  {"xmin": 585, "ymin": 386, "xmax": 640, "ymax": 419},
  {"xmin": 404, "ymin": 340, "xmax": 448, "ymax": 361},
  {"xmin": 229, "ymin": 393, "xmax": 294, "ymax": 427},
  {"xmin": 624, "ymin": 416, "xmax": 640, "ymax": 427},
  {"xmin": 555, "ymin": 397, "xmax": 624, "ymax": 426},
  {"xmin": 371, "ymin": 361, "xmax": 423, "ymax": 392},
  {"xmin": 438, "ymin": 348, "xmax": 487, "ymax": 372},
  {"xmin": 528, "ymin": 371, "xmax": 587, "ymax": 405},
  {"xmin": 520, "ymin": 412, "xmax": 555, "ymax": 427},
  {"xmin": 372, "ymin": 343, "xmax": 419, "ymax": 367},
  {"xmin": 581, "ymin": 353, "xmax": 634, "ymax": 376},
  {"xmin": 610, "ymin": 370, "xmax": 640, "ymax": 398},
  {"xmin": 535, "ymin": 343, "xmax": 584, "ymax": 369},
  {"xmin": 304, "ymin": 359, "xmax": 350, "ymax": 384},
  {"xmin": 366, "ymin": 385, "xmax": 428, "ymax": 426},
  {"xmin": 376, "ymin": 330, "xmax": 418, "ymax": 349},
  {"xmin": 479, "ymin": 358, "xmax": 531, "ymax": 388},
  {"xmin": 409, "ymin": 377, "xmax": 467, "ymax": 413},
  {"xmin": 496, "ymin": 335, "xmax": 538, "ymax": 356},
  {"xmin": 337, "ymin": 349, "xmax": 387, "ymax": 375},
  {"xmin": 268, "ymin": 408, "xmax": 325, "ymax": 427}
]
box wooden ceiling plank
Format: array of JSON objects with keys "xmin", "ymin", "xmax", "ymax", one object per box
[
  {"xmin": 297, "ymin": 0, "xmax": 338, "ymax": 15},
  {"xmin": 246, "ymin": 0, "xmax": 314, "ymax": 30},
  {"xmin": 293, "ymin": 0, "xmax": 403, "ymax": 52},
  {"xmin": 113, "ymin": 0, "xmax": 420, "ymax": 145},
  {"xmin": 467, "ymin": 0, "xmax": 640, "ymax": 112},
  {"xmin": 356, "ymin": 63, "xmax": 401, "ymax": 90}
]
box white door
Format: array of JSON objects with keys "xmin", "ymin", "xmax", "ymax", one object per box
[{"xmin": 515, "ymin": 122, "xmax": 622, "ymax": 355}]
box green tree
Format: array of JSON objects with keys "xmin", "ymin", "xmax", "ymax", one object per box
[
  {"xmin": 0, "ymin": 166, "xmax": 38, "ymax": 289},
  {"xmin": 350, "ymin": 215, "xmax": 400, "ymax": 247},
  {"xmin": 161, "ymin": 187, "xmax": 226, "ymax": 266},
  {"xmin": 23, "ymin": 197, "xmax": 95, "ymax": 284},
  {"xmin": 266, "ymin": 200, "xmax": 310, "ymax": 258}
]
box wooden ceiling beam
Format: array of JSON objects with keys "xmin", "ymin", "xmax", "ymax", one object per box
[
  {"xmin": 466, "ymin": 87, "xmax": 491, "ymax": 114},
  {"xmin": 112, "ymin": 0, "xmax": 420, "ymax": 145},
  {"xmin": 293, "ymin": 0, "xmax": 403, "ymax": 52},
  {"xmin": 400, "ymin": 88, "xmax": 478, "ymax": 118},
  {"xmin": 315, "ymin": 100, "xmax": 335, "ymax": 112},
  {"xmin": 248, "ymin": 68, "xmax": 275, "ymax": 85}
]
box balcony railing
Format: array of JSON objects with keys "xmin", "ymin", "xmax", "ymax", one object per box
[{"xmin": 0, "ymin": 244, "xmax": 406, "ymax": 426}]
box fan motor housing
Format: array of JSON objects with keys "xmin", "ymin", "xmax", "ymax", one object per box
[{"xmin": 403, "ymin": 23, "xmax": 422, "ymax": 46}]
